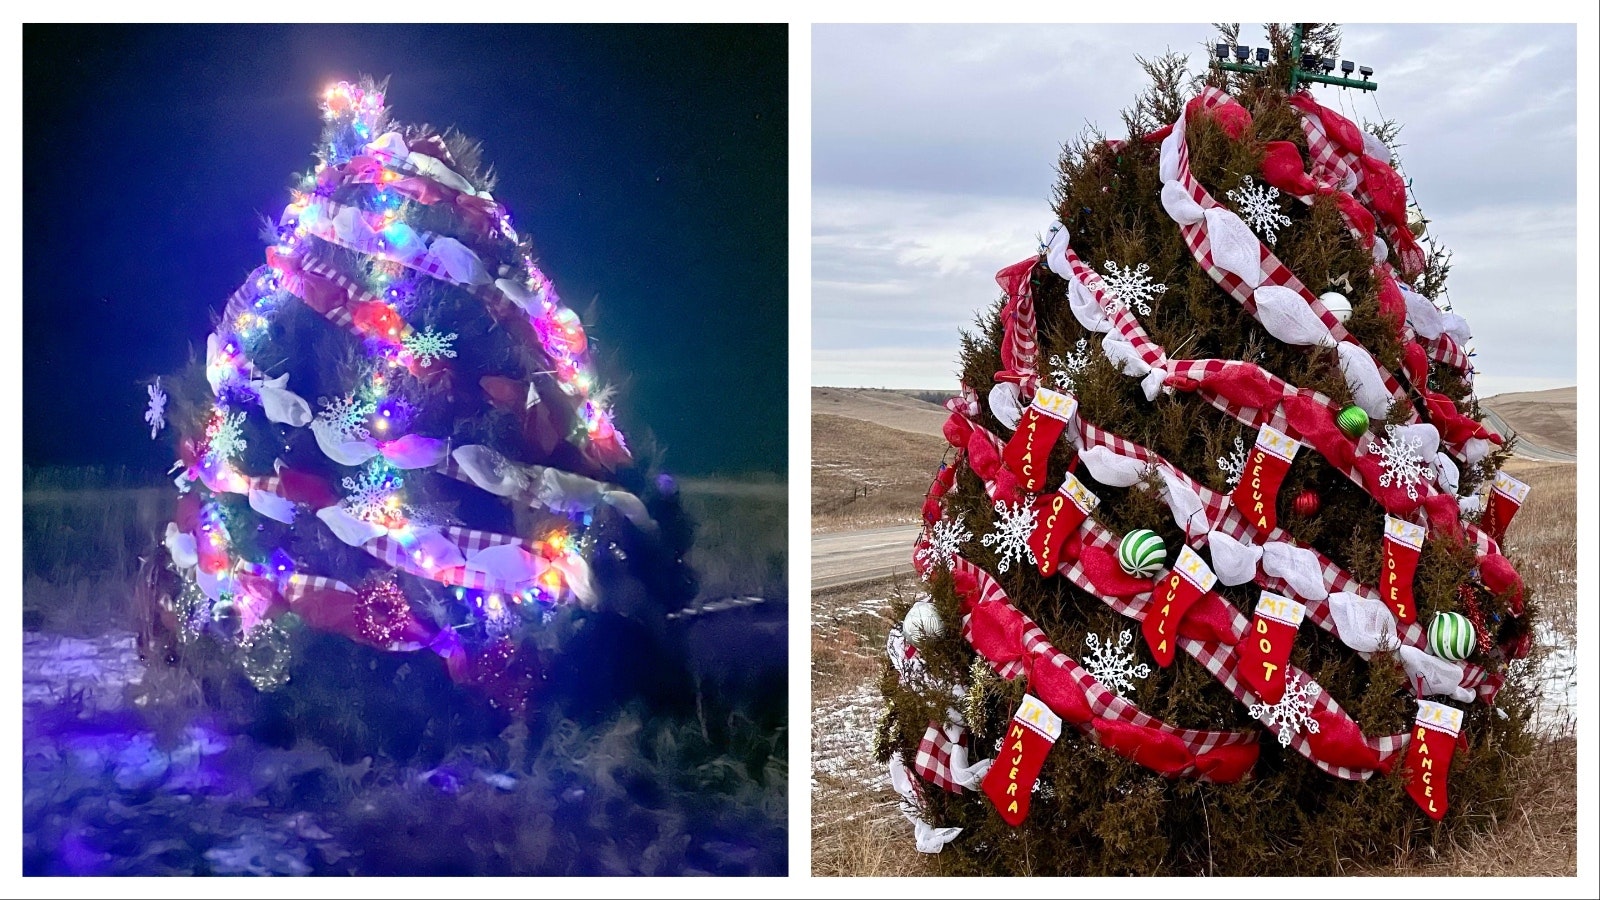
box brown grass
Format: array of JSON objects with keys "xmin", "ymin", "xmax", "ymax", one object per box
[
  {"xmin": 811, "ymin": 413, "xmax": 949, "ymax": 533},
  {"xmin": 810, "ymin": 447, "xmax": 1578, "ymax": 877},
  {"xmin": 1484, "ymin": 388, "xmax": 1577, "ymax": 456}
]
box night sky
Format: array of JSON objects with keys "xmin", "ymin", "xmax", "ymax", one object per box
[{"xmin": 23, "ymin": 24, "xmax": 788, "ymax": 478}]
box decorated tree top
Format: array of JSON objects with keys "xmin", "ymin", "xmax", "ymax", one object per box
[{"xmin": 878, "ymin": 25, "xmax": 1539, "ymax": 875}]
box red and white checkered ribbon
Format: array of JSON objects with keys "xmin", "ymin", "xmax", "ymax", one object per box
[
  {"xmin": 1170, "ymin": 89, "xmax": 1409, "ymax": 407},
  {"xmin": 934, "ymin": 408, "xmax": 1452, "ymax": 778},
  {"xmin": 297, "ymin": 197, "xmax": 477, "ymax": 288},
  {"xmin": 1291, "ymin": 95, "xmax": 1470, "ymax": 382},
  {"xmin": 914, "ymin": 723, "xmax": 969, "ymax": 793},
  {"xmin": 944, "ymin": 555, "xmax": 1260, "ymax": 781},
  {"xmin": 366, "ymin": 525, "xmax": 540, "ymax": 594},
  {"xmin": 995, "ymin": 258, "xmax": 1041, "ymax": 395},
  {"xmin": 1059, "ymin": 245, "xmax": 1168, "ymax": 371}
]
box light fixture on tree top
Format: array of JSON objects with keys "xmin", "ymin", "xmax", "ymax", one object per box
[{"xmin": 1212, "ymin": 23, "xmax": 1378, "ymax": 93}]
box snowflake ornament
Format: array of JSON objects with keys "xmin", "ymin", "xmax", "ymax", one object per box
[
  {"xmin": 1249, "ymin": 674, "xmax": 1322, "ymax": 747},
  {"xmin": 1226, "ymin": 175, "xmax": 1292, "ymax": 244},
  {"xmin": 1374, "ymin": 425, "xmax": 1431, "ymax": 501},
  {"xmin": 403, "ymin": 326, "xmax": 458, "ymax": 368},
  {"xmin": 1083, "ymin": 629, "xmax": 1151, "ymax": 697},
  {"xmin": 341, "ymin": 461, "xmax": 403, "ymax": 523},
  {"xmin": 145, "ymin": 378, "xmax": 168, "ymax": 440},
  {"xmin": 317, "ymin": 395, "xmax": 375, "ymax": 442},
  {"xmin": 204, "ymin": 411, "xmax": 248, "ymax": 465},
  {"xmin": 1216, "ymin": 435, "xmax": 1247, "ymax": 489},
  {"xmin": 979, "ymin": 499, "xmax": 1037, "ymax": 574},
  {"xmin": 1100, "ymin": 261, "xmax": 1168, "ymax": 316},
  {"xmin": 1048, "ymin": 338, "xmax": 1091, "ymax": 393},
  {"xmin": 916, "ymin": 513, "xmax": 972, "ymax": 580}
]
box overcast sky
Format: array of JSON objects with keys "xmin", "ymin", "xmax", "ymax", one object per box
[{"xmin": 812, "ymin": 23, "xmax": 1578, "ymax": 398}]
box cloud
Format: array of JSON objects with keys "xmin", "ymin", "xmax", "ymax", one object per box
[{"xmin": 812, "ymin": 23, "xmax": 1578, "ymax": 393}]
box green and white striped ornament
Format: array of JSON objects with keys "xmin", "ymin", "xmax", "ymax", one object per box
[
  {"xmin": 1427, "ymin": 612, "xmax": 1476, "ymax": 661},
  {"xmin": 1117, "ymin": 529, "xmax": 1167, "ymax": 578}
]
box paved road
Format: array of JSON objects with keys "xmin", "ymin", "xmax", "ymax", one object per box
[
  {"xmin": 1481, "ymin": 409, "xmax": 1576, "ymax": 463},
  {"xmin": 812, "ymin": 524, "xmax": 921, "ymax": 590}
]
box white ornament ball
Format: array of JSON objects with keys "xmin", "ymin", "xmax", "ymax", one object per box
[
  {"xmin": 1319, "ymin": 291, "xmax": 1352, "ymax": 325},
  {"xmin": 1407, "ymin": 205, "xmax": 1428, "ymax": 238},
  {"xmin": 902, "ymin": 600, "xmax": 944, "ymax": 647}
]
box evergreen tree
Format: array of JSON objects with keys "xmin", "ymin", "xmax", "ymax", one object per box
[
  {"xmin": 881, "ymin": 26, "xmax": 1539, "ymax": 874},
  {"xmin": 139, "ymin": 78, "xmax": 701, "ymax": 757}
]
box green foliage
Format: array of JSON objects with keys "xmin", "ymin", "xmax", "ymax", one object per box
[{"xmin": 881, "ymin": 24, "xmax": 1536, "ymax": 875}]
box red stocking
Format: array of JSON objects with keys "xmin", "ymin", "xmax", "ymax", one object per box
[
  {"xmin": 1404, "ymin": 700, "xmax": 1463, "ymax": 821},
  {"xmin": 1003, "ymin": 388, "xmax": 1077, "ymax": 493},
  {"xmin": 1483, "ymin": 471, "xmax": 1529, "ymax": 541},
  {"xmin": 1142, "ymin": 545, "xmax": 1216, "ymax": 667},
  {"xmin": 1239, "ymin": 592, "xmax": 1305, "ymax": 704},
  {"xmin": 1029, "ymin": 471, "xmax": 1097, "ymax": 576},
  {"xmin": 1381, "ymin": 515, "xmax": 1425, "ymax": 625},
  {"xmin": 1231, "ymin": 425, "xmax": 1300, "ymax": 534},
  {"xmin": 981, "ymin": 694, "xmax": 1063, "ymax": 826}
]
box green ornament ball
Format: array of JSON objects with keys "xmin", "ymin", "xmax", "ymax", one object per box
[
  {"xmin": 1336, "ymin": 404, "xmax": 1370, "ymax": 440},
  {"xmin": 1428, "ymin": 611, "xmax": 1477, "ymax": 662},
  {"xmin": 1117, "ymin": 529, "xmax": 1167, "ymax": 578}
]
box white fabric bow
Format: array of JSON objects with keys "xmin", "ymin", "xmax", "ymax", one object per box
[
  {"xmin": 888, "ymin": 754, "xmax": 962, "ymax": 853},
  {"xmin": 1398, "ymin": 644, "xmax": 1475, "ymax": 703},
  {"xmin": 1261, "ymin": 541, "xmax": 1329, "ymax": 602},
  {"xmin": 987, "ymin": 382, "xmax": 1024, "ymax": 432},
  {"xmin": 1160, "ymin": 181, "xmax": 1205, "ymax": 225},
  {"xmin": 1327, "ymin": 591, "xmax": 1399, "ymax": 653},
  {"xmin": 1255, "ymin": 285, "xmax": 1335, "ymax": 348},
  {"xmin": 942, "ymin": 724, "xmax": 993, "ymax": 790},
  {"xmin": 451, "ymin": 445, "xmax": 656, "ymax": 531},
  {"xmin": 164, "ymin": 522, "xmax": 198, "ymax": 569},
  {"xmin": 1207, "ymin": 531, "xmax": 1263, "ymax": 586},
  {"xmin": 1336, "ymin": 342, "xmax": 1392, "ymax": 419},
  {"xmin": 249, "ymin": 373, "xmax": 313, "ymax": 428},
  {"xmin": 1204, "ymin": 208, "xmax": 1265, "ymax": 288},
  {"xmin": 311, "ymin": 420, "xmax": 450, "ymax": 469},
  {"xmin": 1078, "ymin": 445, "xmax": 1147, "ymax": 488},
  {"xmin": 1068, "ymin": 275, "xmax": 1112, "ymax": 334},
  {"xmin": 1159, "ymin": 467, "xmax": 1208, "ymax": 537}
]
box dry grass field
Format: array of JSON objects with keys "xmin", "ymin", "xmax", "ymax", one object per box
[
  {"xmin": 810, "ymin": 389, "xmax": 1578, "ymax": 877},
  {"xmin": 811, "ymin": 413, "xmax": 949, "ymax": 533},
  {"xmin": 1484, "ymin": 387, "xmax": 1577, "ymax": 457}
]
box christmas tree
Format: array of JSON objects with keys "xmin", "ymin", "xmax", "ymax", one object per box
[
  {"xmin": 880, "ymin": 25, "xmax": 1539, "ymax": 874},
  {"xmin": 140, "ymin": 78, "xmax": 700, "ymax": 750}
]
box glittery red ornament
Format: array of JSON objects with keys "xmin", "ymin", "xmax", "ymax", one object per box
[
  {"xmin": 354, "ymin": 577, "xmax": 411, "ymax": 648},
  {"xmin": 473, "ymin": 636, "xmax": 535, "ymax": 714},
  {"xmin": 1292, "ymin": 488, "xmax": 1321, "ymax": 518}
]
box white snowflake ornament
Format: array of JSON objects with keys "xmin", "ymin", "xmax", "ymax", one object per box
[
  {"xmin": 145, "ymin": 378, "xmax": 168, "ymax": 439},
  {"xmin": 1226, "ymin": 175, "xmax": 1292, "ymax": 245},
  {"xmin": 1249, "ymin": 673, "xmax": 1322, "ymax": 747},
  {"xmin": 203, "ymin": 410, "xmax": 248, "ymax": 465},
  {"xmin": 403, "ymin": 326, "xmax": 459, "ymax": 368},
  {"xmin": 979, "ymin": 499, "xmax": 1037, "ymax": 575},
  {"xmin": 317, "ymin": 395, "xmax": 375, "ymax": 442},
  {"xmin": 1083, "ymin": 629, "xmax": 1151, "ymax": 697},
  {"xmin": 1048, "ymin": 338, "xmax": 1091, "ymax": 393},
  {"xmin": 341, "ymin": 461, "xmax": 403, "ymax": 522},
  {"xmin": 1100, "ymin": 261, "xmax": 1168, "ymax": 316},
  {"xmin": 916, "ymin": 513, "xmax": 972, "ymax": 580},
  {"xmin": 1216, "ymin": 435, "xmax": 1247, "ymax": 489},
  {"xmin": 1374, "ymin": 424, "xmax": 1431, "ymax": 501}
]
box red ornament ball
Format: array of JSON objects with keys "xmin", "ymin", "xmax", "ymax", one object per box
[{"xmin": 1292, "ymin": 488, "xmax": 1321, "ymax": 518}]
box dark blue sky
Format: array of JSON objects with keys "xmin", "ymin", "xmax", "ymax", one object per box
[{"xmin": 23, "ymin": 24, "xmax": 787, "ymax": 477}]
